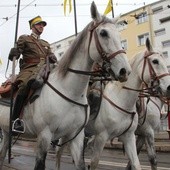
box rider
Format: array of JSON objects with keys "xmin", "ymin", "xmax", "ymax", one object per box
[{"xmin": 8, "ymin": 16, "xmax": 57, "ymax": 134}]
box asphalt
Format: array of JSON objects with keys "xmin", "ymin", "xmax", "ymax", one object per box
[
  {"xmin": 16, "ymin": 131, "xmax": 170, "ymax": 153},
  {"xmin": 105, "ymin": 131, "xmax": 170, "ymax": 152}
]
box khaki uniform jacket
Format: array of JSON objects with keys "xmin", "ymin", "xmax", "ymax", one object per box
[{"xmin": 16, "ymin": 34, "xmax": 52, "ymax": 85}]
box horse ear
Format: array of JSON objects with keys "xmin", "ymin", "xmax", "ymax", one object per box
[
  {"xmin": 91, "ymin": 1, "xmax": 102, "ymax": 22},
  {"xmin": 146, "ymin": 38, "xmax": 153, "ymax": 52}
]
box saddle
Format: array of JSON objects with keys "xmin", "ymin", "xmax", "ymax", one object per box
[
  {"xmin": 0, "ymin": 79, "xmax": 13, "ymax": 98},
  {"xmin": 0, "ymin": 61, "xmax": 55, "ymax": 106},
  {"xmin": 0, "ymin": 79, "xmax": 43, "ymax": 107}
]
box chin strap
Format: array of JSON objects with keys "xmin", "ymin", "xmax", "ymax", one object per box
[{"xmin": 33, "ymin": 25, "xmax": 41, "ymax": 35}]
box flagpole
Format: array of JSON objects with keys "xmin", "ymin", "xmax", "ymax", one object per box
[
  {"xmin": 111, "ymin": 0, "xmax": 114, "ymax": 18},
  {"xmin": 8, "ymin": 0, "xmax": 21, "ymax": 163},
  {"xmin": 73, "ymin": 0, "xmax": 78, "ymax": 36}
]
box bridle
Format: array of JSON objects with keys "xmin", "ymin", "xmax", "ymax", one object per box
[
  {"xmin": 68, "ymin": 20, "xmax": 126, "ymax": 78},
  {"xmin": 141, "ymin": 51, "xmax": 170, "ymax": 94},
  {"xmin": 123, "ymin": 51, "xmax": 170, "ymax": 126},
  {"xmin": 123, "ymin": 51, "xmax": 170, "ymax": 97}
]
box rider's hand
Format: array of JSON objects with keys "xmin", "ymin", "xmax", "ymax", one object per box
[
  {"xmin": 48, "ymin": 53, "xmax": 58, "ymax": 63},
  {"xmin": 8, "ymin": 48, "xmax": 20, "ymax": 61}
]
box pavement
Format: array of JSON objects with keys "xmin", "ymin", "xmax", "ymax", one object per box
[
  {"xmin": 17, "ymin": 131, "xmax": 170, "ymax": 153},
  {"xmin": 105, "ymin": 131, "xmax": 170, "ymax": 152}
]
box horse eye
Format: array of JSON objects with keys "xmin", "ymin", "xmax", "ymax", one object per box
[
  {"xmin": 152, "ymin": 59, "xmax": 159, "ymax": 65},
  {"xmin": 100, "ymin": 29, "xmax": 108, "ymax": 37}
]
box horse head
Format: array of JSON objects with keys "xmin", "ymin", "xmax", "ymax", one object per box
[
  {"xmin": 135, "ymin": 38, "xmax": 170, "ymax": 98},
  {"xmin": 88, "ymin": 2, "xmax": 131, "ymax": 82}
]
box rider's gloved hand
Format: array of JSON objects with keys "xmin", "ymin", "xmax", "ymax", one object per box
[
  {"xmin": 48, "ymin": 53, "xmax": 58, "ymax": 63},
  {"xmin": 8, "ymin": 48, "xmax": 20, "ymax": 61}
]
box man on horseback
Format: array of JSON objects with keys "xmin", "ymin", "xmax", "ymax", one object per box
[{"xmin": 8, "ymin": 16, "xmax": 57, "ymax": 134}]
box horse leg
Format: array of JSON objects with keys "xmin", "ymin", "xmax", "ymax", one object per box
[
  {"xmin": 55, "ymin": 138, "xmax": 67, "ymax": 170},
  {"xmin": 90, "ymin": 134, "xmax": 106, "ymax": 170},
  {"xmin": 69, "ymin": 131, "xmax": 86, "ymax": 170},
  {"xmin": 145, "ymin": 134, "xmax": 157, "ymax": 170},
  {"xmin": 0, "ymin": 131, "xmax": 9, "ymax": 170},
  {"xmin": 126, "ymin": 135, "xmax": 145, "ymax": 169},
  {"xmin": 121, "ymin": 133, "xmax": 141, "ymax": 170},
  {"xmin": 34, "ymin": 128, "xmax": 52, "ymax": 170}
]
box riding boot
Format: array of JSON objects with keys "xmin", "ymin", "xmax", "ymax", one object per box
[{"xmin": 12, "ymin": 94, "xmax": 26, "ymax": 133}]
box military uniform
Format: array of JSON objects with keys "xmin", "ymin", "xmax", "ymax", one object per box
[
  {"xmin": 8, "ymin": 16, "xmax": 57, "ymax": 134},
  {"xmin": 15, "ymin": 33, "xmax": 52, "ymax": 86}
]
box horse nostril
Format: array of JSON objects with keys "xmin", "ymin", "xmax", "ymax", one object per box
[
  {"xmin": 119, "ymin": 68, "xmax": 126, "ymax": 76},
  {"xmin": 167, "ymin": 85, "xmax": 170, "ymax": 91}
]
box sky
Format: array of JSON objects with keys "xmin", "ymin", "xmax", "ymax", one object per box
[{"xmin": 0, "ymin": 0, "xmax": 158, "ymax": 83}]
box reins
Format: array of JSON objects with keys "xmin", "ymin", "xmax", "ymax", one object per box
[
  {"xmin": 103, "ymin": 93, "xmax": 136, "ymax": 137},
  {"xmin": 46, "ymin": 81, "xmax": 88, "ymax": 147},
  {"xmin": 91, "ymin": 87, "xmax": 136, "ymax": 137}
]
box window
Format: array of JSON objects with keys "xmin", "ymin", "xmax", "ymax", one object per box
[
  {"xmin": 138, "ymin": 33, "xmax": 149, "ymax": 46},
  {"xmin": 117, "ymin": 20, "xmax": 127, "ymax": 31},
  {"xmin": 163, "ymin": 51, "xmax": 168, "ymax": 58},
  {"xmin": 160, "ymin": 16, "xmax": 170, "ymax": 24},
  {"xmin": 162, "ymin": 40, "xmax": 170, "ymax": 47},
  {"xmin": 56, "ymin": 44, "xmax": 61, "ymax": 49},
  {"xmin": 152, "ymin": 6, "xmax": 163, "ymax": 14},
  {"xmin": 121, "ymin": 40, "xmax": 127, "ymax": 50},
  {"xmin": 137, "ymin": 12, "xmax": 148, "ymax": 24},
  {"xmin": 154, "ymin": 28, "xmax": 166, "ymax": 36}
]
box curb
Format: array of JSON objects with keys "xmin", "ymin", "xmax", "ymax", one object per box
[{"xmin": 104, "ymin": 138, "xmax": 170, "ymax": 152}]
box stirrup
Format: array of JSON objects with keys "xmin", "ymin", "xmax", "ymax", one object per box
[{"xmin": 12, "ymin": 118, "xmax": 25, "ymax": 134}]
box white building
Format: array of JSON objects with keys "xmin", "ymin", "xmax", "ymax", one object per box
[
  {"xmin": 151, "ymin": 0, "xmax": 170, "ymax": 67},
  {"xmin": 51, "ymin": 35, "xmax": 76, "ymax": 61},
  {"xmin": 51, "ymin": 0, "xmax": 170, "ymax": 65}
]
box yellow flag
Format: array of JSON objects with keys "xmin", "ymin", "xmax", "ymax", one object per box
[
  {"xmin": 63, "ymin": 0, "xmax": 72, "ymax": 16},
  {"xmin": 104, "ymin": 0, "xmax": 112, "ymax": 15}
]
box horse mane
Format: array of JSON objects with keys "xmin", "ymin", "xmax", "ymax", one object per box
[
  {"xmin": 57, "ymin": 15, "xmax": 113, "ymax": 78},
  {"xmin": 129, "ymin": 51, "xmax": 144, "ymax": 69}
]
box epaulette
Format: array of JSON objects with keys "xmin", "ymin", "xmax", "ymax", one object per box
[{"xmin": 40, "ymin": 39, "xmax": 49, "ymax": 44}]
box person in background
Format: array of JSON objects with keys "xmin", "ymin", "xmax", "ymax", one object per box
[{"xmin": 8, "ymin": 16, "xmax": 57, "ymax": 133}]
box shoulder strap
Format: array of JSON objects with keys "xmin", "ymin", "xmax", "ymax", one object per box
[{"xmin": 29, "ymin": 36, "xmax": 46, "ymax": 55}]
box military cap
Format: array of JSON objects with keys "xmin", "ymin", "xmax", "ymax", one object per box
[{"xmin": 29, "ymin": 16, "xmax": 47, "ymax": 29}]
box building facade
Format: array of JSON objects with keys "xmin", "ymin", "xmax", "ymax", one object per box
[
  {"xmin": 51, "ymin": 0, "xmax": 170, "ymax": 64},
  {"xmin": 151, "ymin": 0, "xmax": 170, "ymax": 67}
]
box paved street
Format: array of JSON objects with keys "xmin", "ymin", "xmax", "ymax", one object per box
[{"xmin": 2, "ymin": 140, "xmax": 170, "ymax": 170}]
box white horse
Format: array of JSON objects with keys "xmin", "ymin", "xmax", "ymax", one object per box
[
  {"xmin": 83, "ymin": 38, "xmax": 170, "ymax": 170},
  {"xmin": 55, "ymin": 39, "xmax": 170, "ymax": 170},
  {"xmin": 0, "ymin": 2, "xmax": 131, "ymax": 170},
  {"xmin": 127, "ymin": 95, "xmax": 170, "ymax": 170}
]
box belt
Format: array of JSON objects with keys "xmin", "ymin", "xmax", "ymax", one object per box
[{"xmin": 24, "ymin": 58, "xmax": 45, "ymax": 64}]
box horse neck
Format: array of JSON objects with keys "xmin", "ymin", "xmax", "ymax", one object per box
[
  {"xmin": 55, "ymin": 39, "xmax": 93, "ymax": 99},
  {"xmin": 124, "ymin": 70, "xmax": 143, "ymax": 104},
  {"xmin": 150, "ymin": 96, "xmax": 165, "ymax": 110},
  {"xmin": 67, "ymin": 55, "xmax": 93, "ymax": 96},
  {"xmin": 105, "ymin": 70, "xmax": 143, "ymax": 110}
]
